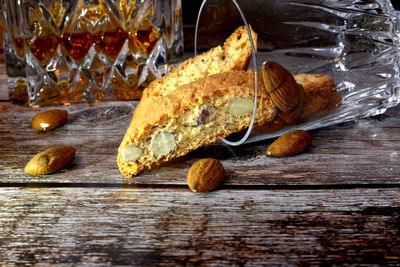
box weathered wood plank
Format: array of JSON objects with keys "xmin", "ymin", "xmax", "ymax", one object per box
[
  {"xmin": 0, "ymin": 188, "xmax": 399, "ymax": 265},
  {"xmin": 1, "ymin": 101, "xmax": 400, "ymax": 185}
]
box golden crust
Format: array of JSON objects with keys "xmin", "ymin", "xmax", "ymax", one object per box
[
  {"xmin": 294, "ymin": 73, "xmax": 335, "ymax": 92},
  {"xmin": 117, "ymin": 25, "xmax": 341, "ymax": 178},
  {"xmin": 142, "ymin": 25, "xmax": 257, "ymax": 99},
  {"xmin": 118, "ymin": 70, "xmax": 276, "ymax": 177},
  {"xmin": 118, "ymin": 26, "xmax": 260, "ymax": 177},
  {"xmin": 294, "ymin": 73, "xmax": 341, "ymax": 122},
  {"xmin": 118, "ymin": 72, "xmax": 341, "ymax": 177},
  {"xmin": 124, "ymin": 70, "xmax": 272, "ymax": 142},
  {"xmin": 129, "ymin": 25, "xmax": 258, "ymax": 140},
  {"xmin": 256, "ymin": 73, "xmax": 340, "ymax": 132}
]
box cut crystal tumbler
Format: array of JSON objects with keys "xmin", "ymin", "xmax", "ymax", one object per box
[{"xmin": 1, "ymin": 0, "xmax": 183, "ymax": 106}]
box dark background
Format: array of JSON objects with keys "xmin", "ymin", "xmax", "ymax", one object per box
[
  {"xmin": 392, "ymin": 0, "xmax": 400, "ymax": 9},
  {"xmin": 182, "ymin": 0, "xmax": 400, "ymax": 51},
  {"xmin": 183, "ymin": 0, "xmax": 400, "ymax": 21}
]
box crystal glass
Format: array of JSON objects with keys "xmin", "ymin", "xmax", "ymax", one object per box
[
  {"xmin": 1, "ymin": 1, "xmax": 28, "ymax": 103},
  {"xmin": 1, "ymin": 0, "xmax": 183, "ymax": 106},
  {"xmin": 198, "ymin": 0, "xmax": 400, "ymax": 143},
  {"xmin": 246, "ymin": 0, "xmax": 400, "ymax": 143}
]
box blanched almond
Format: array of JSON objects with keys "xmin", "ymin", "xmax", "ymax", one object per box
[
  {"xmin": 152, "ymin": 132, "xmax": 176, "ymax": 156},
  {"xmin": 121, "ymin": 145, "xmax": 143, "ymax": 162},
  {"xmin": 229, "ymin": 98, "xmax": 253, "ymax": 116}
]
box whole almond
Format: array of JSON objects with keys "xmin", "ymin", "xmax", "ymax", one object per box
[
  {"xmin": 262, "ymin": 61, "xmax": 300, "ymax": 112},
  {"xmin": 187, "ymin": 158, "xmax": 225, "ymax": 192},
  {"xmin": 31, "ymin": 109, "xmax": 68, "ymax": 131},
  {"xmin": 24, "ymin": 146, "xmax": 75, "ymax": 175},
  {"xmin": 277, "ymin": 84, "xmax": 305, "ymax": 125},
  {"xmin": 266, "ymin": 130, "xmax": 311, "ymax": 157}
]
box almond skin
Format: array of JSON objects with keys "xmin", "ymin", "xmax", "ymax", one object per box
[
  {"xmin": 31, "ymin": 109, "xmax": 68, "ymax": 131},
  {"xmin": 277, "ymin": 84, "xmax": 305, "ymax": 125},
  {"xmin": 262, "ymin": 61, "xmax": 300, "ymax": 112},
  {"xmin": 187, "ymin": 158, "xmax": 225, "ymax": 192},
  {"xmin": 266, "ymin": 130, "xmax": 311, "ymax": 157},
  {"xmin": 24, "ymin": 146, "xmax": 75, "ymax": 175}
]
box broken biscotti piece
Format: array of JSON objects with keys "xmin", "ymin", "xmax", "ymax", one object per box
[
  {"xmin": 118, "ymin": 70, "xmax": 276, "ymax": 177},
  {"xmin": 117, "ymin": 25, "xmax": 259, "ymax": 177},
  {"xmin": 255, "ymin": 73, "xmax": 340, "ymax": 133},
  {"xmin": 294, "ymin": 73, "xmax": 341, "ymax": 122},
  {"xmin": 142, "ymin": 25, "xmax": 257, "ymax": 99}
]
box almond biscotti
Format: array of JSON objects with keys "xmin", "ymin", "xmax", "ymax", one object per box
[
  {"xmin": 142, "ymin": 25, "xmax": 257, "ymax": 99},
  {"xmin": 255, "ymin": 73, "xmax": 340, "ymax": 133},
  {"xmin": 118, "ymin": 70, "xmax": 276, "ymax": 177},
  {"xmin": 294, "ymin": 73, "xmax": 341, "ymax": 122},
  {"xmin": 124, "ymin": 25, "xmax": 258, "ymax": 147}
]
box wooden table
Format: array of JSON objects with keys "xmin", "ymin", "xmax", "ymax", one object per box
[{"xmin": 1, "ymin": 96, "xmax": 400, "ymax": 265}]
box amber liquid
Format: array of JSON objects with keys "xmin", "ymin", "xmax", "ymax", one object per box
[
  {"xmin": 61, "ymin": 32, "xmax": 95, "ymax": 61},
  {"xmin": 130, "ymin": 27, "xmax": 160, "ymax": 55},
  {"xmin": 25, "ymin": 27, "xmax": 159, "ymax": 63},
  {"xmin": 17, "ymin": 26, "xmax": 161, "ymax": 105},
  {"xmin": 28, "ymin": 35, "xmax": 59, "ymax": 62},
  {"xmin": 13, "ymin": 37, "xmax": 25, "ymax": 56},
  {"xmin": 97, "ymin": 28, "xmax": 129, "ymax": 58}
]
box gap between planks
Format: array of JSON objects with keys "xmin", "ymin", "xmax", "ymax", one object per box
[{"xmin": 0, "ymin": 182, "xmax": 400, "ymax": 190}]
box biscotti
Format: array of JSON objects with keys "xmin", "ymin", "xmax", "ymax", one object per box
[
  {"xmin": 294, "ymin": 73, "xmax": 341, "ymax": 122},
  {"xmin": 118, "ymin": 70, "xmax": 276, "ymax": 177},
  {"xmin": 116, "ymin": 24, "xmax": 341, "ymax": 177},
  {"xmin": 255, "ymin": 73, "xmax": 340, "ymax": 133},
  {"xmin": 129, "ymin": 26, "xmax": 258, "ymax": 134},
  {"xmin": 142, "ymin": 25, "xmax": 257, "ymax": 99}
]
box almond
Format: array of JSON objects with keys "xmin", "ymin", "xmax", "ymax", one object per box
[
  {"xmin": 187, "ymin": 158, "xmax": 225, "ymax": 192},
  {"xmin": 121, "ymin": 145, "xmax": 143, "ymax": 162},
  {"xmin": 31, "ymin": 109, "xmax": 68, "ymax": 131},
  {"xmin": 266, "ymin": 130, "xmax": 311, "ymax": 157},
  {"xmin": 277, "ymin": 84, "xmax": 305, "ymax": 125},
  {"xmin": 24, "ymin": 146, "xmax": 75, "ymax": 175},
  {"xmin": 228, "ymin": 98, "xmax": 254, "ymax": 116},
  {"xmin": 262, "ymin": 61, "xmax": 300, "ymax": 112},
  {"xmin": 152, "ymin": 132, "xmax": 176, "ymax": 156}
]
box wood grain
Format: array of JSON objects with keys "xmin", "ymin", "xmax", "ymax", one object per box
[
  {"xmin": 1, "ymin": 101, "xmax": 400, "ymax": 185},
  {"xmin": 1, "ymin": 27, "xmax": 400, "ymax": 266},
  {"xmin": 0, "ymin": 187, "xmax": 399, "ymax": 265}
]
